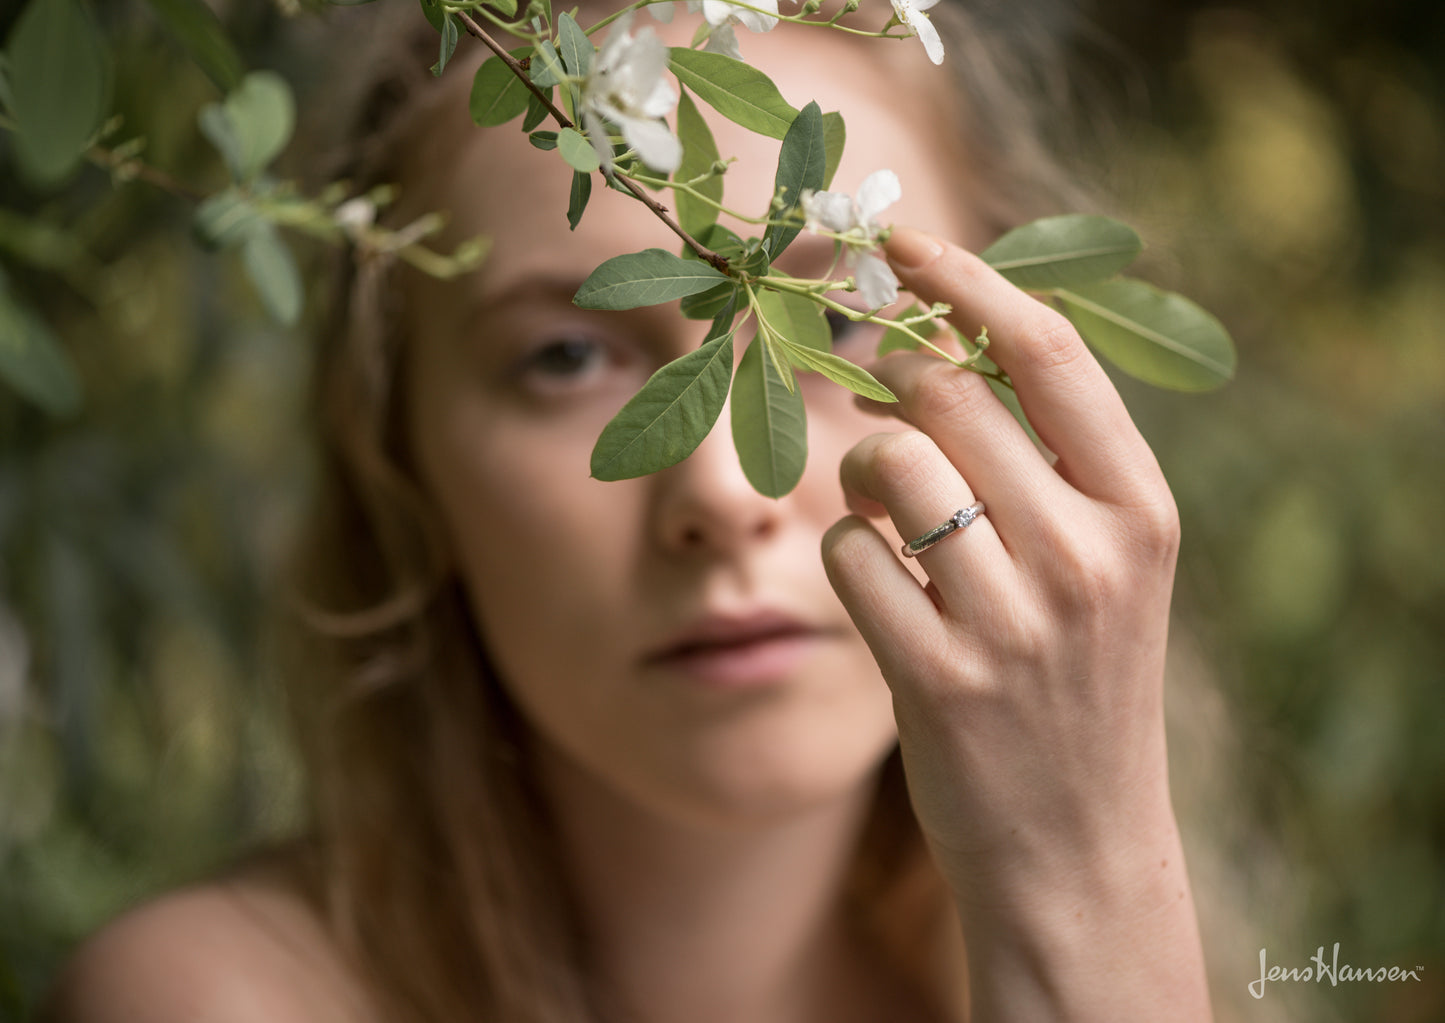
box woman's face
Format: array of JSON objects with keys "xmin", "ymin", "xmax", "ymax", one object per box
[{"xmin": 402, "ymin": 18, "xmax": 981, "ymax": 831}]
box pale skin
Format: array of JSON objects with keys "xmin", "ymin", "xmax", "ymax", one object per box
[{"xmin": 41, "ymin": 12, "xmax": 1211, "ymax": 1023}]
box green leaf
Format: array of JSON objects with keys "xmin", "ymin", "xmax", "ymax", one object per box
[
  {"xmin": 668, "ymin": 48, "xmax": 797, "ymax": 140},
  {"xmin": 732, "ymin": 336, "xmax": 807, "ymax": 497},
  {"xmin": 567, "ymin": 169, "xmax": 591, "ymax": 230},
  {"xmin": 763, "ymin": 101, "xmax": 826, "ymax": 259},
  {"xmin": 141, "ymin": 0, "xmax": 245, "ymax": 92},
  {"xmin": 679, "ymin": 280, "xmax": 737, "ymax": 320},
  {"xmin": 241, "ymin": 222, "xmax": 303, "ymax": 326},
  {"xmin": 673, "ymin": 88, "xmax": 722, "ymax": 238},
  {"xmin": 694, "ymin": 223, "xmax": 747, "ymax": 260},
  {"xmin": 199, "ymin": 70, "xmax": 295, "ymax": 183},
  {"xmin": 821, "ymin": 111, "xmax": 846, "ymax": 189},
  {"xmin": 771, "ymin": 332, "xmax": 895, "ymax": 402},
  {"xmin": 0, "ymin": 272, "xmax": 81, "ymax": 415},
  {"xmin": 529, "ymin": 130, "xmax": 559, "ymax": 150},
  {"xmin": 432, "ymin": 13, "xmax": 459, "ymax": 76},
  {"xmin": 417, "ymin": 0, "xmax": 446, "ymax": 32},
  {"xmin": 7, "ymin": 0, "xmax": 110, "ymax": 188},
  {"xmin": 574, "ymin": 248, "xmax": 729, "ymax": 310},
  {"xmin": 470, "ymin": 48, "xmax": 534, "ymax": 126},
  {"xmin": 192, "ymin": 188, "xmax": 261, "ymax": 248},
  {"xmin": 1053, "ymin": 279, "xmax": 1236, "ymax": 392},
  {"xmin": 591, "ymin": 330, "xmax": 734, "ymax": 480},
  {"xmin": 755, "ymin": 287, "xmax": 829, "ymax": 353},
  {"xmin": 557, "ymin": 13, "xmax": 593, "ymax": 77},
  {"xmin": 558, "ymin": 126, "xmax": 601, "ymax": 173},
  {"xmin": 489, "ymin": 0, "xmax": 518, "ymax": 15},
  {"xmin": 531, "ymin": 40, "xmax": 565, "ymax": 88},
  {"xmin": 981, "ymin": 214, "xmax": 1142, "ymax": 291},
  {"xmin": 522, "ymin": 88, "xmax": 552, "ymax": 131}
]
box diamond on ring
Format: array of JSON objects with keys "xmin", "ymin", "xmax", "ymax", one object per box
[{"xmin": 900, "ymin": 501, "xmax": 985, "ymax": 558}]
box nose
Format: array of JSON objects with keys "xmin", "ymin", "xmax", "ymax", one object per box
[{"xmin": 651, "ymin": 397, "xmax": 784, "ymax": 556}]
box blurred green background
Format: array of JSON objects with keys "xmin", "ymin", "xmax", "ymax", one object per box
[{"xmin": 1, "ymin": 1, "xmax": 1441, "ymax": 1021}]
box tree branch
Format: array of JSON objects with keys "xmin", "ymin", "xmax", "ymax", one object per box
[{"xmin": 454, "ymin": 11, "xmax": 729, "ymax": 274}]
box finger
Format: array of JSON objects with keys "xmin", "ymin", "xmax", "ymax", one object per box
[
  {"xmin": 821, "ymin": 514, "xmax": 947, "ymax": 680},
  {"xmin": 862, "ymin": 350, "xmax": 1067, "ymax": 541},
  {"xmin": 884, "ymin": 227, "xmax": 1168, "ymax": 508},
  {"xmin": 838, "ymin": 430, "xmax": 1014, "ymax": 609}
]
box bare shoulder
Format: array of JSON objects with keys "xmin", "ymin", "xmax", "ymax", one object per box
[{"xmin": 39, "ymin": 854, "xmax": 376, "ymax": 1023}]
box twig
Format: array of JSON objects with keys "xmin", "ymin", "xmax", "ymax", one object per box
[{"xmin": 455, "ymin": 10, "xmax": 728, "ymax": 274}]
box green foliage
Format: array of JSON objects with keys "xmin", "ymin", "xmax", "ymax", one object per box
[
  {"xmin": 732, "ymin": 335, "xmax": 807, "ymax": 497},
  {"xmin": 5, "ymin": 0, "xmax": 110, "ymax": 188},
  {"xmin": 667, "ymin": 47, "xmax": 798, "ymax": 139},
  {"xmin": 193, "ymin": 71, "xmax": 303, "ymax": 325},
  {"xmin": 673, "ymin": 89, "xmax": 723, "ymax": 238},
  {"xmin": 1055, "ymin": 280, "xmax": 1236, "ymax": 392},
  {"xmin": 590, "ymin": 326, "xmax": 734, "ymax": 481},
  {"xmin": 0, "ymin": 269, "xmax": 80, "ymax": 416},
  {"xmin": 558, "ymin": 125, "xmax": 601, "ymax": 173},
  {"xmin": 557, "ymin": 13, "xmax": 592, "ymax": 78},
  {"xmin": 470, "ymin": 49, "xmax": 536, "ymax": 126},
  {"xmin": 140, "ymin": 0, "xmax": 244, "ymax": 92},
  {"xmin": 819, "ymin": 110, "xmax": 845, "ymax": 190},
  {"xmin": 772, "ymin": 329, "xmax": 893, "ymax": 401},
  {"xmin": 763, "ymin": 101, "xmax": 827, "ymax": 259},
  {"xmin": 754, "ymin": 287, "xmax": 830, "ymax": 357},
  {"xmin": 239, "ymin": 222, "xmax": 303, "ymax": 327},
  {"xmin": 971, "ymin": 215, "xmax": 1235, "ymax": 392},
  {"xmin": 574, "ymin": 248, "xmax": 730, "ymax": 309},
  {"xmin": 567, "ymin": 169, "xmax": 591, "ymax": 229},
  {"xmin": 981, "ymin": 213, "xmax": 1142, "ymax": 290},
  {"xmin": 198, "ymin": 71, "xmax": 294, "ymax": 185}
]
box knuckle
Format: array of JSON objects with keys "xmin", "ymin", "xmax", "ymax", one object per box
[
  {"xmin": 1038, "ymin": 522, "xmax": 1130, "ymax": 620},
  {"xmin": 865, "ymin": 430, "xmax": 939, "ymax": 498},
  {"xmin": 908, "ymin": 359, "xmax": 991, "ymax": 428},
  {"xmin": 1132, "ymin": 488, "xmax": 1182, "ymax": 562},
  {"xmin": 1021, "ymin": 310, "xmax": 1088, "ymax": 375}
]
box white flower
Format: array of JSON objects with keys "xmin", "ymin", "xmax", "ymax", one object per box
[
  {"xmin": 890, "ymin": 0, "xmax": 944, "ymax": 65},
  {"xmin": 800, "ymin": 169, "xmax": 902, "ymax": 309},
  {"xmin": 687, "ymin": 0, "xmax": 780, "ymax": 59},
  {"xmin": 699, "ymin": 0, "xmax": 778, "ymax": 35},
  {"xmin": 852, "ymin": 252, "xmax": 899, "ymax": 309},
  {"xmin": 582, "ymin": 21, "xmax": 682, "ymax": 173}
]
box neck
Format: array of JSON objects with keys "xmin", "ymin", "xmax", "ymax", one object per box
[{"xmin": 537, "ymin": 746, "xmax": 894, "ymax": 1023}]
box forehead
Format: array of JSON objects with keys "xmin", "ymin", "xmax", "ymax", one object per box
[{"xmin": 398, "ymin": 14, "xmax": 982, "ymax": 305}]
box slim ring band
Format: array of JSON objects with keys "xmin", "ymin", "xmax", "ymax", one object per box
[{"xmin": 900, "ymin": 501, "xmax": 986, "ymax": 558}]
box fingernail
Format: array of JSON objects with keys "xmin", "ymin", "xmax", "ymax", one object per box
[{"xmin": 885, "ymin": 226, "xmax": 944, "ymax": 271}]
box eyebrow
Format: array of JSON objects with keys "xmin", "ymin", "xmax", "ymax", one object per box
[{"xmin": 471, "ymin": 274, "xmax": 589, "ymax": 317}]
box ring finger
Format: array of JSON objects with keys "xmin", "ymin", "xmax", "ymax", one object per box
[{"xmin": 838, "ymin": 429, "xmax": 1016, "ymax": 611}]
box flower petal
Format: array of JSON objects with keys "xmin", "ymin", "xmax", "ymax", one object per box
[
  {"xmin": 583, "ymin": 109, "xmax": 615, "ymax": 173},
  {"xmin": 621, "ymin": 115, "xmax": 682, "ymax": 172},
  {"xmin": 801, "ymin": 189, "xmax": 856, "ymax": 234},
  {"xmin": 732, "ymin": 0, "xmax": 779, "ymax": 33},
  {"xmin": 856, "ymin": 169, "xmax": 901, "ymax": 226},
  {"xmin": 855, "ymin": 252, "xmax": 900, "ymax": 310},
  {"xmin": 913, "ymin": 14, "xmax": 945, "ymax": 64},
  {"xmin": 703, "ymin": 21, "xmax": 743, "ymax": 61}
]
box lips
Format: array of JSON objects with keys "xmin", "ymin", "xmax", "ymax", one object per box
[{"xmin": 643, "ymin": 611, "xmax": 836, "ymax": 687}]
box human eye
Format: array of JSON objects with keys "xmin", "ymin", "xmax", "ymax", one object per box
[
  {"xmin": 508, "ymin": 330, "xmax": 641, "ymax": 401},
  {"xmin": 525, "ymin": 336, "xmax": 604, "ymax": 380}
]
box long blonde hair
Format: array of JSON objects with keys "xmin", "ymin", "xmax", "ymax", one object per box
[{"xmin": 281, "ymin": 4, "xmax": 1106, "ymax": 1020}]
